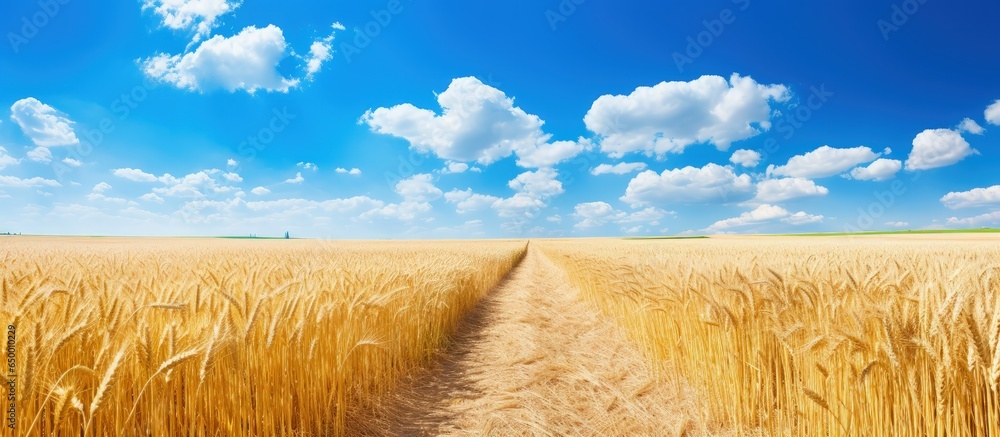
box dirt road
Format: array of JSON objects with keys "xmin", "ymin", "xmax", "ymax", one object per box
[{"xmin": 350, "ymin": 248, "xmax": 707, "ymax": 436}]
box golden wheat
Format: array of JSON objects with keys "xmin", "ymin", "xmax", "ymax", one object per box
[
  {"xmin": 2, "ymin": 237, "xmax": 526, "ymax": 436},
  {"xmin": 538, "ymin": 237, "xmax": 1000, "ymax": 436}
]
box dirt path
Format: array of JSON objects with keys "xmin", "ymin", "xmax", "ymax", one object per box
[{"xmin": 350, "ymin": 247, "xmax": 707, "ymax": 436}]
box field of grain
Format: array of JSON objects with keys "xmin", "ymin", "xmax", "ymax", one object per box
[
  {"xmin": 5, "ymin": 235, "xmax": 1000, "ymax": 436},
  {"xmin": 1, "ymin": 237, "xmax": 526, "ymax": 436},
  {"xmin": 538, "ymin": 236, "xmax": 1000, "ymax": 436}
]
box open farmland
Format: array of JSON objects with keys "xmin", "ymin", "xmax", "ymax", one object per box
[
  {"xmin": 538, "ymin": 235, "xmax": 1000, "ymax": 436},
  {"xmin": 3, "ymin": 235, "xmax": 1000, "ymax": 436},
  {"xmin": 1, "ymin": 237, "xmax": 525, "ymax": 435}
]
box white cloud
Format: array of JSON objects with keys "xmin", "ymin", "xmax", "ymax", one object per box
[
  {"xmin": 946, "ymin": 211, "xmax": 1000, "ymax": 227},
  {"xmin": 283, "ymin": 172, "xmax": 304, "ymax": 184},
  {"xmin": 846, "ymin": 158, "xmax": 902, "ymax": 181},
  {"xmin": 730, "ymin": 149, "xmax": 761, "ymax": 167},
  {"xmin": 0, "ymin": 147, "xmax": 21, "ymax": 170},
  {"xmin": 153, "ymin": 170, "xmax": 234, "ymax": 198},
  {"xmin": 507, "ymin": 168, "xmax": 563, "ymax": 199},
  {"xmin": 444, "ymin": 189, "xmax": 500, "ymax": 213},
  {"xmin": 781, "ymin": 211, "xmax": 824, "ymax": 225},
  {"xmin": 87, "ymin": 193, "xmax": 130, "ymax": 204},
  {"xmin": 515, "ymin": 138, "xmax": 589, "ymax": 168},
  {"xmin": 222, "ymin": 172, "xmax": 242, "ymax": 182},
  {"xmin": 941, "ymin": 185, "xmax": 1000, "ymax": 209},
  {"xmin": 574, "ymin": 201, "xmax": 625, "ymax": 229},
  {"xmin": 227, "ymin": 159, "xmax": 238, "ymax": 168},
  {"xmin": 62, "ymin": 157, "xmax": 82, "ymax": 167},
  {"xmin": 621, "ymin": 163, "xmax": 753, "ymax": 206},
  {"xmin": 297, "ymin": 162, "xmax": 318, "ymax": 171},
  {"xmin": 142, "ymin": 0, "xmax": 240, "ymax": 43},
  {"xmin": 113, "ymin": 168, "xmax": 159, "ymax": 182},
  {"xmin": 395, "ymin": 174, "xmax": 442, "ymax": 202},
  {"xmin": 142, "ymin": 25, "xmax": 300, "ymax": 93},
  {"xmin": 442, "ymin": 161, "xmax": 469, "ymax": 174},
  {"xmin": 769, "ymin": 145, "xmax": 879, "ymax": 179},
  {"xmin": 92, "ymin": 182, "xmax": 112, "ymax": 193},
  {"xmin": 26, "ymin": 147, "xmax": 52, "ymax": 163},
  {"xmin": 905, "ymin": 129, "xmax": 978, "ymax": 171},
  {"xmin": 140, "ymin": 193, "xmax": 165, "ymax": 203},
  {"xmin": 958, "ymin": 118, "xmax": 985, "ymax": 135},
  {"xmin": 335, "ymin": 167, "xmax": 361, "ymax": 175},
  {"xmin": 752, "ymin": 178, "xmax": 828, "ymax": 203},
  {"xmin": 708, "ymin": 204, "xmax": 789, "ymax": 231},
  {"xmin": 250, "ymin": 186, "xmax": 270, "ymax": 195},
  {"xmin": 10, "ymin": 98, "xmax": 80, "ymax": 147},
  {"xmin": 360, "ymin": 201, "xmax": 432, "ymax": 221},
  {"xmin": 0, "ymin": 175, "xmax": 61, "ymax": 188},
  {"xmin": 573, "ymin": 201, "xmax": 671, "ymax": 229},
  {"xmin": 885, "ymin": 221, "xmax": 909, "ymax": 227},
  {"xmin": 985, "ymin": 100, "xmax": 1000, "ymax": 126},
  {"xmin": 591, "ymin": 162, "xmax": 647, "ymax": 175},
  {"xmin": 361, "ymin": 77, "xmax": 582, "ymax": 167},
  {"xmin": 584, "ymin": 74, "xmax": 790, "ymax": 157}
]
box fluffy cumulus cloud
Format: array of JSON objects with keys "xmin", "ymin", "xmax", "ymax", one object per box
[
  {"xmin": 297, "ymin": 162, "xmax": 317, "ymax": 171},
  {"xmin": 752, "ymin": 178, "xmax": 828, "ymax": 203},
  {"xmin": 250, "ymin": 186, "xmax": 270, "ymax": 195},
  {"xmin": 0, "ymin": 147, "xmax": 20, "ymax": 170},
  {"xmin": 958, "ymin": 118, "xmax": 985, "ymax": 135},
  {"xmin": 507, "ymin": 168, "xmax": 563, "ymax": 199},
  {"xmin": 781, "ymin": 211, "xmax": 824, "ymax": 225},
  {"xmin": 142, "ymin": 0, "xmax": 240, "ymax": 42},
  {"xmin": 986, "ymin": 100, "xmax": 1000, "ymax": 126},
  {"xmin": 283, "ymin": 172, "xmax": 304, "ymax": 184},
  {"xmin": 846, "ymin": 158, "xmax": 902, "ymax": 181},
  {"xmin": 113, "ymin": 168, "xmax": 159, "ymax": 182},
  {"xmin": 113, "ymin": 167, "xmax": 238, "ymax": 199},
  {"xmin": 142, "ymin": 25, "xmax": 300, "ymax": 93},
  {"xmin": 572, "ymin": 201, "xmax": 671, "ymax": 230},
  {"xmin": 0, "ymin": 175, "xmax": 61, "ymax": 188},
  {"xmin": 361, "ymin": 77, "xmax": 584, "ymax": 167},
  {"xmin": 335, "ymin": 167, "xmax": 361, "ymax": 175},
  {"xmin": 940, "ymin": 185, "xmax": 1000, "ymax": 209},
  {"xmin": 947, "ymin": 211, "xmax": 1000, "ymax": 227},
  {"xmin": 583, "ymin": 74, "xmax": 790, "ymax": 157},
  {"xmin": 441, "ymin": 161, "xmax": 469, "ymax": 174},
  {"xmin": 395, "ymin": 174, "xmax": 442, "ymax": 202},
  {"xmin": 621, "ymin": 163, "xmax": 753, "ymax": 206},
  {"xmin": 10, "ymin": 98, "xmax": 80, "ymax": 147},
  {"xmin": 730, "ymin": 149, "xmax": 761, "ymax": 167},
  {"xmin": 591, "ymin": 162, "xmax": 647, "ymax": 175},
  {"xmin": 26, "ymin": 147, "xmax": 52, "ymax": 163},
  {"xmin": 768, "ymin": 145, "xmax": 879, "ymax": 179},
  {"xmin": 92, "ymin": 182, "xmax": 112, "ymax": 193},
  {"xmin": 707, "ymin": 204, "xmax": 789, "ymax": 231},
  {"xmin": 905, "ymin": 129, "xmax": 978, "ymax": 171},
  {"xmin": 444, "ymin": 189, "xmax": 501, "ymax": 214},
  {"xmin": 304, "ymin": 23, "xmax": 344, "ymax": 79}
]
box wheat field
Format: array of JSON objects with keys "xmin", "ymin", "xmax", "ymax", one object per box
[
  {"xmin": 538, "ymin": 236, "xmax": 1000, "ymax": 436},
  {"xmin": 5, "ymin": 235, "xmax": 1000, "ymax": 436},
  {"xmin": 1, "ymin": 237, "xmax": 526, "ymax": 436}
]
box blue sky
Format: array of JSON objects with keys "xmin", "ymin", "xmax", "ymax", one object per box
[{"xmin": 1, "ymin": 0, "xmax": 998, "ymax": 238}]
